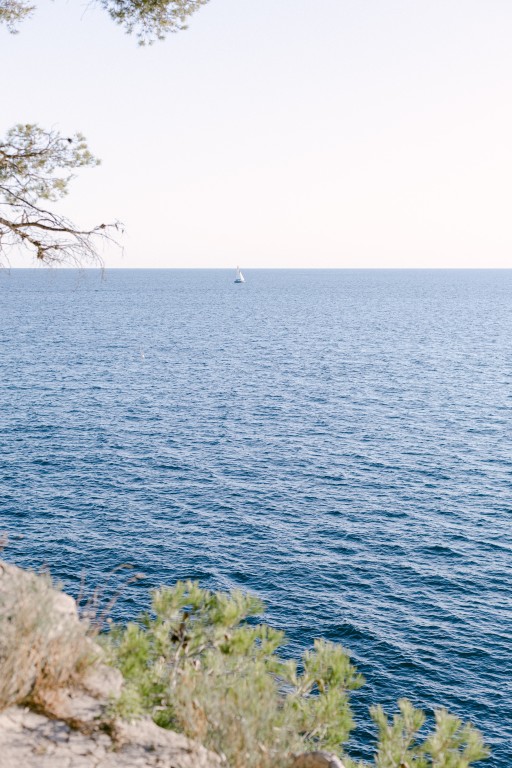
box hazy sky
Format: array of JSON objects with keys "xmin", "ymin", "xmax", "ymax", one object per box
[{"xmin": 3, "ymin": 0, "xmax": 512, "ymax": 268}]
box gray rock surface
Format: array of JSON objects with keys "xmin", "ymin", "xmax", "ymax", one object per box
[
  {"xmin": 0, "ymin": 707, "xmax": 223, "ymax": 768},
  {"xmin": 291, "ymin": 752, "xmax": 347, "ymax": 768},
  {"xmin": 32, "ymin": 652, "xmax": 124, "ymax": 731}
]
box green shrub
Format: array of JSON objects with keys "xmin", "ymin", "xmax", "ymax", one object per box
[
  {"xmin": 104, "ymin": 581, "xmax": 362, "ymax": 766},
  {"xmin": 370, "ymin": 698, "xmax": 489, "ymax": 768},
  {"xmin": 104, "ymin": 581, "xmax": 489, "ymax": 768}
]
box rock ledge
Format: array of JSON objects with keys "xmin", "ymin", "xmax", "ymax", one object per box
[{"xmin": 0, "ymin": 706, "xmax": 223, "ymax": 768}]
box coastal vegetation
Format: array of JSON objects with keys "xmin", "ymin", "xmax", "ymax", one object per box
[
  {"xmin": 0, "ymin": 561, "xmax": 489, "ymax": 768},
  {"xmin": 0, "ymin": 561, "xmax": 94, "ymax": 710},
  {"xmin": 103, "ymin": 581, "xmax": 489, "ymax": 768}
]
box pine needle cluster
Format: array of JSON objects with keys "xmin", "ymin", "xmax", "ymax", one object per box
[{"xmin": 104, "ymin": 582, "xmax": 489, "ymax": 768}]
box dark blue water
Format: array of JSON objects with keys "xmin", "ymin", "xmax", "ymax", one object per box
[{"xmin": 1, "ymin": 269, "xmax": 510, "ymax": 764}]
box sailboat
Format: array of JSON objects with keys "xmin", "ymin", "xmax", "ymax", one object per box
[{"xmin": 234, "ymin": 266, "xmax": 245, "ymax": 283}]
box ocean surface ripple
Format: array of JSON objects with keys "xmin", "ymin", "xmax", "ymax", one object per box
[{"xmin": 1, "ymin": 269, "xmax": 510, "ymax": 765}]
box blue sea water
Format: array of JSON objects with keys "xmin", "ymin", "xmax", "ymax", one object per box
[{"xmin": 0, "ymin": 268, "xmax": 511, "ymax": 764}]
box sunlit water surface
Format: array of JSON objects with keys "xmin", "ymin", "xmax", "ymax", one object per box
[{"xmin": 1, "ymin": 269, "xmax": 510, "ymax": 764}]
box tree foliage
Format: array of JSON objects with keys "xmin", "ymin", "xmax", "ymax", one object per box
[
  {"xmin": 0, "ymin": 0, "xmax": 210, "ymax": 265},
  {"xmin": 0, "ymin": 124, "xmax": 119, "ymax": 266},
  {"xmin": 100, "ymin": 0, "xmax": 210, "ymax": 45},
  {"xmin": 0, "ymin": 0, "xmax": 210, "ymax": 41},
  {"xmin": 104, "ymin": 582, "xmax": 489, "ymax": 768},
  {"xmin": 0, "ymin": 0, "xmax": 33, "ymax": 32}
]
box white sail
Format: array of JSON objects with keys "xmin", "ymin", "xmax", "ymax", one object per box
[{"xmin": 234, "ymin": 266, "xmax": 245, "ymax": 283}]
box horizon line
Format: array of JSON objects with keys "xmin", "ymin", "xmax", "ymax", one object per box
[{"xmin": 5, "ymin": 266, "xmax": 512, "ymax": 271}]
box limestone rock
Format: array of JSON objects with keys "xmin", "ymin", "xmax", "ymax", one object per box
[
  {"xmin": 291, "ymin": 751, "xmax": 347, "ymax": 768},
  {"xmin": 34, "ymin": 661, "xmax": 124, "ymax": 729},
  {"xmin": 114, "ymin": 716, "xmax": 224, "ymax": 766},
  {"xmin": 81, "ymin": 663, "xmax": 123, "ymax": 701},
  {"xmin": 0, "ymin": 706, "xmax": 223, "ymax": 768},
  {"xmin": 0, "ymin": 561, "xmax": 223, "ymax": 767},
  {"xmin": 0, "ymin": 560, "xmax": 78, "ymax": 630}
]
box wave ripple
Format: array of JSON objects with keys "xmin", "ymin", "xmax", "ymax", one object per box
[{"xmin": 1, "ymin": 269, "xmax": 511, "ymax": 765}]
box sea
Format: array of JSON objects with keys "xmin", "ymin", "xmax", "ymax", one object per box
[{"xmin": 0, "ymin": 268, "xmax": 510, "ymax": 765}]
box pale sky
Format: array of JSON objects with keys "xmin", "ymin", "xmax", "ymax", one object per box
[{"xmin": 2, "ymin": 0, "xmax": 512, "ymax": 268}]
